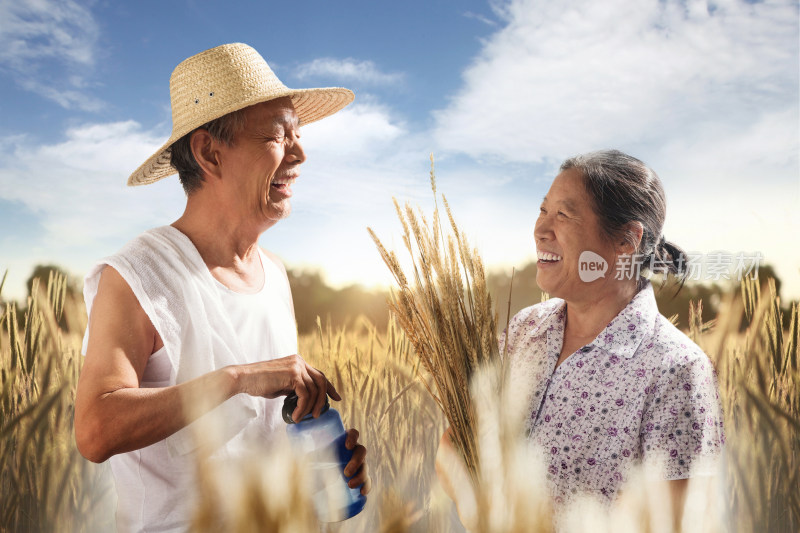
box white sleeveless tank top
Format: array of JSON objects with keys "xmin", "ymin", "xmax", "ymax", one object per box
[{"xmin": 92, "ymin": 245, "xmax": 297, "ymax": 532}]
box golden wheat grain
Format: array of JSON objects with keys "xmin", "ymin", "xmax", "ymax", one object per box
[
  {"xmin": 3, "ymin": 258, "xmax": 798, "ymax": 532},
  {"xmin": 369, "ymin": 159, "xmax": 501, "ymax": 488}
]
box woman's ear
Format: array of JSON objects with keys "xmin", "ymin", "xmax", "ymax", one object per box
[
  {"xmin": 189, "ymin": 128, "xmax": 223, "ymax": 181},
  {"xmin": 619, "ymin": 221, "xmax": 644, "ymax": 255}
]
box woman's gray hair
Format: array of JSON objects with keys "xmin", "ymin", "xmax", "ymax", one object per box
[
  {"xmin": 169, "ymin": 108, "xmax": 248, "ymax": 195},
  {"xmin": 560, "ymin": 149, "xmax": 688, "ymax": 279}
]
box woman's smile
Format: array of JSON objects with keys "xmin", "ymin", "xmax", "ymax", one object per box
[{"xmin": 536, "ymin": 250, "xmax": 563, "ymax": 265}]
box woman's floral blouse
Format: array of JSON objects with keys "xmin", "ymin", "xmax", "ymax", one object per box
[{"xmin": 502, "ymin": 281, "xmax": 725, "ymax": 505}]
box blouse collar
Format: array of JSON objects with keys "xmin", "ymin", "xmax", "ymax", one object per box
[
  {"xmin": 529, "ymin": 280, "xmax": 659, "ymax": 360},
  {"xmin": 586, "ymin": 280, "xmax": 658, "ymax": 359}
]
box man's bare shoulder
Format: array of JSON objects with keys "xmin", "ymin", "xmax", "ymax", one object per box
[{"xmin": 97, "ymin": 264, "xmax": 138, "ymax": 304}]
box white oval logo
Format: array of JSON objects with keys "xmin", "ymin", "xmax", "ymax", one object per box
[{"xmin": 578, "ymin": 251, "xmax": 608, "ymax": 282}]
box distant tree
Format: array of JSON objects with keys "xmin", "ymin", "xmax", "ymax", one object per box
[
  {"xmin": 24, "ymin": 264, "xmax": 82, "ymax": 331},
  {"xmin": 752, "ymin": 264, "xmax": 782, "ymax": 299},
  {"xmin": 653, "ymin": 279, "xmax": 725, "ymax": 329},
  {"xmin": 286, "ymin": 268, "xmax": 390, "ymax": 335},
  {"xmin": 486, "ymin": 262, "xmax": 543, "ymax": 326},
  {"xmin": 486, "ymin": 260, "xmax": 789, "ymax": 332},
  {"xmin": 25, "ymin": 264, "xmax": 80, "ymax": 299}
]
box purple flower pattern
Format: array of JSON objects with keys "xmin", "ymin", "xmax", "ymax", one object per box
[{"xmin": 500, "ymin": 281, "xmax": 725, "ymax": 504}]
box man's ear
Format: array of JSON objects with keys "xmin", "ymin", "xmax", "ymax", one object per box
[
  {"xmin": 618, "ymin": 221, "xmax": 644, "ymax": 255},
  {"xmin": 189, "ymin": 129, "xmax": 222, "ymax": 181}
]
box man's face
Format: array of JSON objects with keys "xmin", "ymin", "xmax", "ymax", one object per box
[{"xmin": 218, "ymin": 97, "xmax": 306, "ymax": 227}]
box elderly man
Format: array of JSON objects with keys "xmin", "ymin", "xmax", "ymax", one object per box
[{"xmin": 74, "ymin": 43, "xmax": 369, "ymax": 531}]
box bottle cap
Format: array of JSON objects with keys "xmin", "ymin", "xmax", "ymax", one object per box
[{"xmin": 282, "ymin": 392, "xmax": 330, "ymax": 424}]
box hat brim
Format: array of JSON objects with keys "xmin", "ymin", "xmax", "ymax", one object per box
[{"xmin": 127, "ymin": 87, "xmax": 353, "ymax": 187}]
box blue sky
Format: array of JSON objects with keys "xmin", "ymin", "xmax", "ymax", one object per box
[{"xmin": 1, "ymin": 0, "xmax": 798, "ymax": 302}]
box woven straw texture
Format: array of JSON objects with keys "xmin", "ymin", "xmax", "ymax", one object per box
[{"xmin": 128, "ymin": 43, "xmax": 353, "ymax": 186}]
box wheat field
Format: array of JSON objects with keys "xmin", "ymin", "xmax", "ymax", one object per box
[{"xmin": 1, "ymin": 267, "xmax": 797, "ymax": 532}]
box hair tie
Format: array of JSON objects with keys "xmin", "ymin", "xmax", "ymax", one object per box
[{"xmin": 657, "ymin": 235, "xmax": 666, "ymax": 248}]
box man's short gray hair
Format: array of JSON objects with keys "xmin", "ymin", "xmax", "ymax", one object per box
[{"xmin": 169, "ymin": 108, "xmax": 248, "ymax": 195}]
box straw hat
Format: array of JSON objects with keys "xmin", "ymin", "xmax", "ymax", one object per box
[{"xmin": 128, "ymin": 43, "xmax": 354, "ymax": 186}]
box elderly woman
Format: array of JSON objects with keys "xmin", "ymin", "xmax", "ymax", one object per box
[{"xmin": 438, "ymin": 150, "xmax": 725, "ymax": 524}]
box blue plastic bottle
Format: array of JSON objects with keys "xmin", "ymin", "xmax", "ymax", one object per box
[{"xmin": 282, "ymin": 393, "xmax": 367, "ymax": 522}]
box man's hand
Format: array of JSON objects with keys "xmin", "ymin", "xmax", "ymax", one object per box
[
  {"xmin": 343, "ymin": 428, "xmax": 371, "ymax": 495},
  {"xmin": 234, "ymin": 354, "xmax": 341, "ymax": 422}
]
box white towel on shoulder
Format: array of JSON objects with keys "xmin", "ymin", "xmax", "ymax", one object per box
[{"xmin": 83, "ymin": 225, "xmax": 258, "ymax": 457}]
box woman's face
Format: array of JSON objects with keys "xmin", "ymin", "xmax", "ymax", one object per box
[{"xmin": 533, "ymin": 167, "xmax": 621, "ymax": 302}]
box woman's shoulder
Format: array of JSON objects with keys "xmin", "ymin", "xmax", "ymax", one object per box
[
  {"xmin": 507, "ymin": 297, "xmax": 565, "ymax": 335},
  {"xmin": 500, "ymin": 298, "xmax": 565, "ymax": 357},
  {"xmin": 645, "ymin": 313, "xmax": 716, "ymax": 377}
]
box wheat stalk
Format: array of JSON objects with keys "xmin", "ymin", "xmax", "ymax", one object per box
[
  {"xmin": 368, "ymin": 155, "xmax": 500, "ymax": 482},
  {"xmin": 3, "ymin": 256, "xmax": 799, "ymax": 531}
]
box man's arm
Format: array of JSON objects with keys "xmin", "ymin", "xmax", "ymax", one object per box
[{"xmin": 74, "ymin": 265, "xmax": 335, "ymax": 463}]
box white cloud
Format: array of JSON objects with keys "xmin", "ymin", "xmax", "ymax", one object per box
[
  {"xmin": 463, "ymin": 11, "xmax": 499, "ymax": 27},
  {"xmin": 301, "ymin": 101, "xmax": 405, "ymax": 157},
  {"xmin": 3, "ymin": 4, "xmax": 796, "ymax": 308},
  {"xmin": 430, "ymin": 0, "xmax": 800, "ymax": 299},
  {"xmin": 434, "ymin": 0, "xmax": 798, "ymax": 164},
  {"xmin": 652, "ymin": 106, "xmax": 800, "ymax": 299},
  {"xmin": 294, "ymin": 58, "xmax": 404, "ymax": 86},
  {"xmin": 0, "ymin": 103, "xmax": 425, "ymax": 300},
  {"xmin": 0, "ymin": 0, "xmax": 98, "ymax": 67},
  {"xmin": 257, "ymin": 101, "xmax": 436, "ymax": 290},
  {"xmin": 0, "ymin": 120, "xmax": 181, "ymax": 300},
  {"xmin": 291, "ymin": 102, "xmax": 423, "ymax": 204},
  {"xmin": 0, "ymin": 0, "xmax": 102, "ymax": 111},
  {"xmin": 0, "ymin": 120, "xmax": 183, "ymax": 249},
  {"xmin": 19, "ymin": 78, "xmax": 105, "ymax": 111}
]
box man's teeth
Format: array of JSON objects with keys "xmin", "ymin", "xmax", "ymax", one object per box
[
  {"xmin": 537, "ymin": 251, "xmax": 562, "ymax": 261},
  {"xmin": 272, "ymin": 177, "xmax": 297, "ymax": 186}
]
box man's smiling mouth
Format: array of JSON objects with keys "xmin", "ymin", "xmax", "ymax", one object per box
[{"xmin": 271, "ymin": 176, "xmax": 297, "ymax": 191}]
